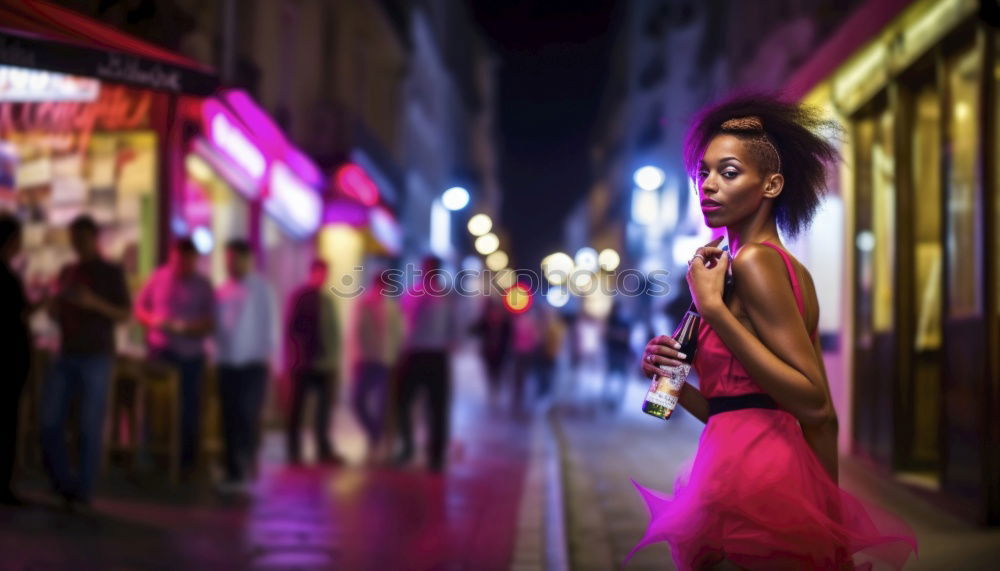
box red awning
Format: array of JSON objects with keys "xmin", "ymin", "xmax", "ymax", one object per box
[
  {"xmin": 784, "ymin": 0, "xmax": 913, "ymax": 100},
  {"xmin": 0, "ymin": 0, "xmax": 217, "ymax": 94}
]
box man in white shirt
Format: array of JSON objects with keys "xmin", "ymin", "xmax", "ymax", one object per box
[
  {"xmin": 395, "ymin": 255, "xmax": 457, "ymax": 472},
  {"xmin": 214, "ymin": 239, "xmax": 278, "ymax": 488}
]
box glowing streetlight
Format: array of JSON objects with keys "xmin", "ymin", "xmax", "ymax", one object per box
[
  {"xmin": 467, "ymin": 213, "xmax": 492, "ymax": 236},
  {"xmin": 633, "ymin": 165, "xmax": 665, "ymax": 191},
  {"xmin": 599, "ymin": 248, "xmax": 620, "ymax": 272},
  {"xmin": 574, "ymin": 247, "xmax": 599, "ymax": 273},
  {"xmin": 570, "ymin": 271, "xmax": 594, "ymax": 295},
  {"xmin": 542, "ymin": 252, "xmax": 574, "ymax": 285},
  {"xmin": 475, "ymin": 232, "xmax": 500, "ymax": 256},
  {"xmin": 504, "ymin": 283, "xmax": 533, "ymax": 314},
  {"xmin": 442, "ymin": 186, "xmax": 470, "ymax": 211},
  {"xmin": 485, "ymin": 250, "xmax": 508, "ymax": 271},
  {"xmin": 546, "ymin": 287, "xmax": 570, "ymax": 308}
]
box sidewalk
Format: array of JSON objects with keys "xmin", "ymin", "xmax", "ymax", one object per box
[
  {"xmin": 0, "ymin": 342, "xmax": 537, "ymax": 570},
  {"xmin": 554, "ymin": 378, "xmax": 1000, "ymax": 570}
]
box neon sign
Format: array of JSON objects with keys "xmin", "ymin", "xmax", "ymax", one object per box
[
  {"xmin": 265, "ymin": 162, "xmax": 322, "ymax": 238},
  {"xmin": 208, "ymin": 110, "xmax": 266, "ymax": 181},
  {"xmin": 369, "ymin": 206, "xmax": 401, "ymax": 254},
  {"xmin": 334, "ymin": 163, "xmax": 379, "ymax": 206},
  {"xmin": 0, "ymin": 84, "xmax": 151, "ymax": 152},
  {"xmin": 0, "ymin": 65, "xmax": 100, "ymax": 102}
]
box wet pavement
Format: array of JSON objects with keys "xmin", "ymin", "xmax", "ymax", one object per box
[{"xmin": 0, "ymin": 344, "xmax": 536, "ymax": 570}]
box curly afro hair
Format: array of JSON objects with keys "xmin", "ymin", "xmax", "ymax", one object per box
[{"xmin": 684, "ymin": 92, "xmax": 841, "ymax": 239}]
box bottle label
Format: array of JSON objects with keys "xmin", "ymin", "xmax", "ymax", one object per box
[{"xmin": 644, "ymin": 364, "xmax": 689, "ymax": 410}]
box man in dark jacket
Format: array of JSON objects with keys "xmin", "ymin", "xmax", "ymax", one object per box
[{"xmin": 285, "ymin": 259, "xmax": 342, "ymax": 465}]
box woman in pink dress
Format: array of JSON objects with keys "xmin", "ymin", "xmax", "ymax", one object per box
[{"xmin": 633, "ymin": 94, "xmax": 917, "ymax": 570}]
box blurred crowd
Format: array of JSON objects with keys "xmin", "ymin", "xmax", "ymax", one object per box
[{"xmin": 1, "ymin": 211, "xmax": 654, "ymax": 508}]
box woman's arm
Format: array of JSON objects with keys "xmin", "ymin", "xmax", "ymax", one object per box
[
  {"xmin": 694, "ymin": 244, "xmax": 833, "ymax": 426},
  {"xmin": 678, "ymin": 382, "xmax": 709, "ymax": 423}
]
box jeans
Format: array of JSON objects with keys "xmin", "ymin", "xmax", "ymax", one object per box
[
  {"xmin": 286, "ymin": 369, "xmax": 336, "ymax": 462},
  {"xmin": 396, "ymin": 351, "xmax": 450, "ymax": 469},
  {"xmin": 40, "ymin": 353, "xmax": 113, "ymax": 502},
  {"xmin": 217, "ymin": 363, "xmax": 268, "ymax": 482},
  {"xmin": 154, "ymin": 350, "xmax": 206, "ymax": 470},
  {"xmin": 351, "ymin": 361, "xmax": 390, "ymax": 448}
]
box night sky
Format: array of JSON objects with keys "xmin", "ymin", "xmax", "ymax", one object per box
[{"xmin": 470, "ymin": 1, "xmax": 619, "ymax": 270}]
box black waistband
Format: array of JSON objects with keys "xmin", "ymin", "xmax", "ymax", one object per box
[{"xmin": 707, "ymin": 393, "xmax": 779, "ymax": 417}]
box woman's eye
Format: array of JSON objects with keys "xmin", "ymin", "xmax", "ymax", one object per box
[
  {"xmin": 696, "ymin": 170, "xmax": 709, "ymax": 181},
  {"xmin": 722, "ymin": 170, "xmax": 738, "ymax": 179}
]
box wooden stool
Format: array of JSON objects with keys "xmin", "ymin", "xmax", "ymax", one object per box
[{"xmin": 105, "ymin": 356, "xmax": 181, "ymax": 484}]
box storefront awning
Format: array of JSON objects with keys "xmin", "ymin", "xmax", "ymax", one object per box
[{"xmin": 0, "ymin": 0, "xmax": 217, "ymax": 94}]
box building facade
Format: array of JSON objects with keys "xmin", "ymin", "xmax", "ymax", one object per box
[{"xmin": 788, "ymin": 0, "xmax": 999, "ymax": 525}]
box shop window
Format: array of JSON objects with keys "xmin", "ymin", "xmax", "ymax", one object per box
[
  {"xmin": 911, "ymin": 85, "xmax": 943, "ymax": 351},
  {"xmin": 945, "ymin": 47, "xmax": 982, "ymax": 318},
  {"xmin": 853, "ymin": 106, "xmax": 896, "ymax": 342},
  {"xmin": 872, "ymin": 109, "xmax": 896, "ymax": 333},
  {"xmin": 909, "ymin": 82, "xmax": 943, "ymax": 469}
]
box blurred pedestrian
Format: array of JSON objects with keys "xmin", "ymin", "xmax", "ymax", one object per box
[
  {"xmin": 285, "ymin": 259, "xmax": 343, "ymax": 465},
  {"xmin": 351, "ymin": 271, "xmax": 403, "ymax": 460},
  {"xmin": 472, "ymin": 296, "xmax": 511, "ymax": 398},
  {"xmin": 394, "ymin": 255, "xmax": 455, "ymax": 472},
  {"xmin": 41, "ymin": 215, "xmax": 130, "ymax": 507},
  {"xmin": 135, "ymin": 237, "xmax": 215, "ymax": 474},
  {"xmin": 214, "ymin": 239, "xmax": 278, "ymax": 490},
  {"xmin": 511, "ymin": 304, "xmax": 540, "ymax": 413},
  {"xmin": 535, "ymin": 305, "xmax": 565, "ymax": 403},
  {"xmin": 0, "ymin": 214, "xmax": 36, "ymax": 505},
  {"xmin": 603, "ymin": 300, "xmax": 632, "ymax": 411}
]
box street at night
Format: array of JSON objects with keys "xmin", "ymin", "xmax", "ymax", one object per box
[{"xmin": 2, "ymin": 0, "xmax": 1000, "ymax": 570}]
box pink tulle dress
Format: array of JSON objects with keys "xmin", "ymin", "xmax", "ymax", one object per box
[{"xmin": 629, "ymin": 241, "xmax": 917, "ymax": 570}]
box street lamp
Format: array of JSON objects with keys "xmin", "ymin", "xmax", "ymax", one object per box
[
  {"xmin": 485, "ymin": 250, "xmax": 508, "ymax": 271},
  {"xmin": 633, "ymin": 165, "xmax": 665, "ymax": 191},
  {"xmin": 442, "ymin": 186, "xmax": 470, "ymax": 211},
  {"xmin": 574, "ymin": 247, "xmax": 599, "ymax": 273},
  {"xmin": 599, "ymin": 248, "xmax": 620, "ymax": 272},
  {"xmin": 467, "ymin": 213, "xmax": 492, "ymax": 236},
  {"xmin": 475, "ymin": 232, "xmax": 500, "ymax": 255},
  {"xmin": 541, "ymin": 252, "xmax": 574, "ymax": 285}
]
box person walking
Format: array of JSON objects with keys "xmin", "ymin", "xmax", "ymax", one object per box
[
  {"xmin": 511, "ymin": 304, "xmax": 541, "ymax": 414},
  {"xmin": 285, "ymin": 259, "xmax": 343, "ymax": 465},
  {"xmin": 394, "ymin": 256, "xmax": 455, "ymax": 472},
  {"xmin": 350, "ymin": 271, "xmax": 403, "ymax": 460},
  {"xmin": 41, "ymin": 215, "xmax": 130, "ymax": 507},
  {"xmin": 135, "ymin": 238, "xmax": 215, "ymax": 474},
  {"xmin": 473, "ymin": 297, "xmax": 512, "ymax": 400},
  {"xmin": 214, "ymin": 239, "xmax": 278, "ymax": 490}
]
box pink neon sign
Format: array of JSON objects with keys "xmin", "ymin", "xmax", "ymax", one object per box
[
  {"xmin": 198, "ymin": 89, "xmax": 325, "ymax": 238},
  {"xmin": 334, "ymin": 163, "xmax": 379, "ymax": 206},
  {"xmin": 265, "ymin": 162, "xmax": 322, "ymax": 238},
  {"xmin": 203, "ymin": 98, "xmax": 266, "ymax": 182}
]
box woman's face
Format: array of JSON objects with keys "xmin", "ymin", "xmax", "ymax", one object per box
[{"xmin": 695, "ymin": 134, "xmax": 772, "ymax": 228}]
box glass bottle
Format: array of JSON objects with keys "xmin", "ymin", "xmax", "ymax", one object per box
[{"xmin": 642, "ymin": 308, "xmax": 701, "ymax": 420}]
